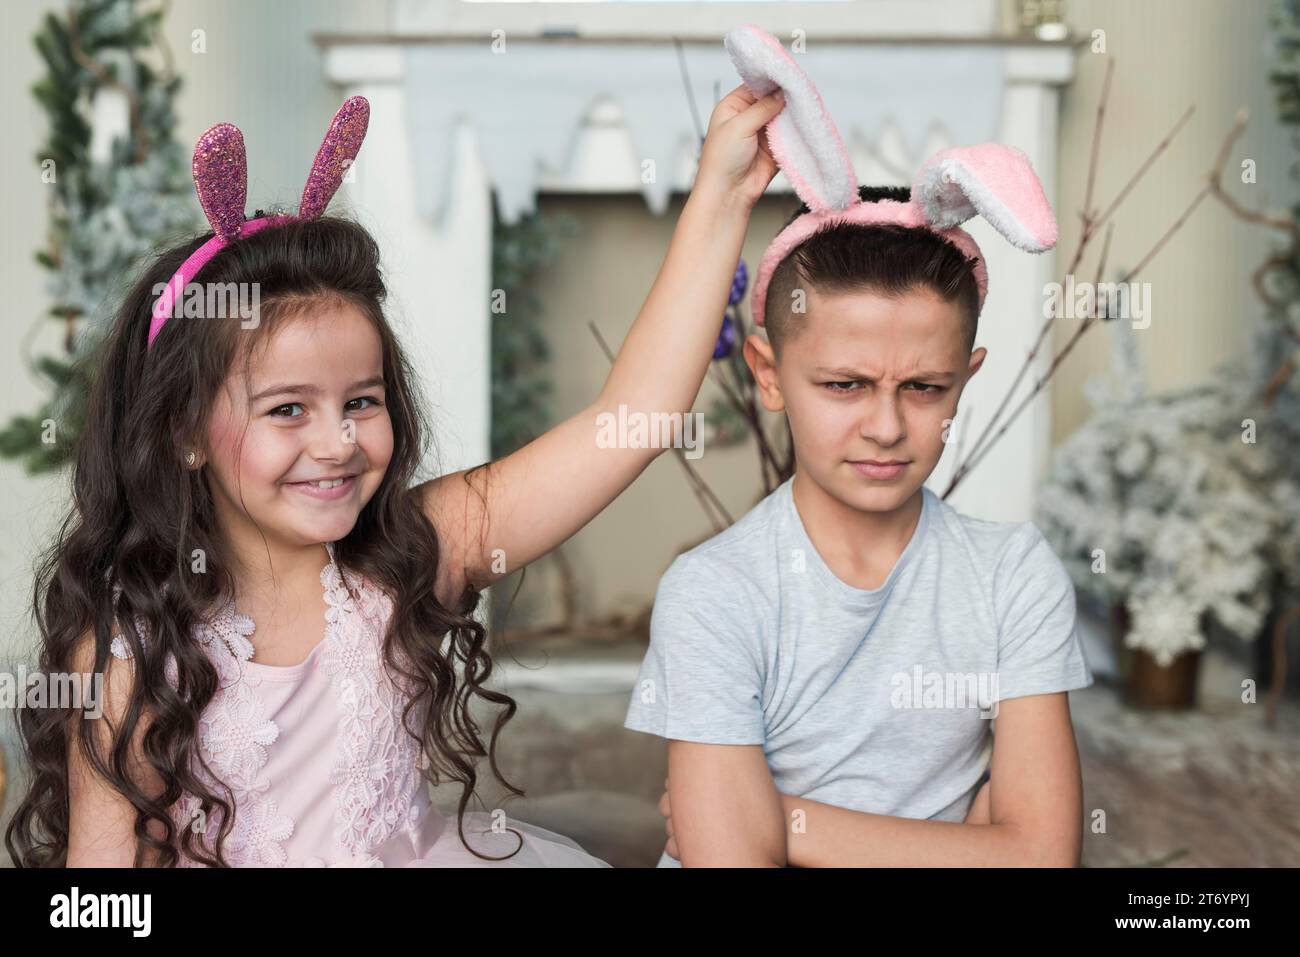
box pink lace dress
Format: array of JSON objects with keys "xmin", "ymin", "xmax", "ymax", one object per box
[{"xmin": 110, "ymin": 542, "xmax": 609, "ymax": 868}]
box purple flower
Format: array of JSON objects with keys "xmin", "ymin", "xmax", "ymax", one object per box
[
  {"xmin": 729, "ymin": 260, "xmax": 749, "ymax": 306},
  {"xmin": 713, "ymin": 314, "xmax": 738, "ymax": 360}
]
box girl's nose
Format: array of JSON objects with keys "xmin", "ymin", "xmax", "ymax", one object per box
[{"xmin": 309, "ymin": 415, "xmax": 355, "ymax": 462}]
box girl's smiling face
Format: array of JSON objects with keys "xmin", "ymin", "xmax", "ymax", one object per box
[{"xmin": 203, "ymin": 300, "xmax": 393, "ymax": 551}]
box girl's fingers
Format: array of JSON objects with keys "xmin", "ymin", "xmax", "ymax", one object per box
[
  {"xmin": 722, "ymin": 82, "xmax": 759, "ymax": 106},
  {"xmin": 708, "ymin": 83, "xmax": 765, "ymax": 132},
  {"xmin": 729, "ymin": 89, "xmax": 786, "ymax": 138}
]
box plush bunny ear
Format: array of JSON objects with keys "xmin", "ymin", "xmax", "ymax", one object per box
[
  {"xmin": 298, "ymin": 95, "xmax": 370, "ymax": 219},
  {"xmin": 912, "ymin": 144, "xmax": 1058, "ymax": 252},
  {"xmin": 192, "ymin": 123, "xmax": 249, "ymax": 242},
  {"xmin": 724, "ymin": 24, "xmax": 858, "ymax": 213}
]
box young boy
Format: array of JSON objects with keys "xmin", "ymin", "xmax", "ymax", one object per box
[{"xmin": 624, "ymin": 188, "xmax": 1094, "ymax": 867}]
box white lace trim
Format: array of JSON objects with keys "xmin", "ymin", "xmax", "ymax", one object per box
[
  {"xmin": 107, "ymin": 545, "xmax": 421, "ymax": 868},
  {"xmin": 109, "ymin": 589, "xmax": 295, "ymax": 865},
  {"xmin": 320, "ymin": 544, "xmax": 423, "ymax": 864}
]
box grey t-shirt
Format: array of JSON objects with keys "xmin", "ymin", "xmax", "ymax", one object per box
[{"xmin": 624, "ymin": 477, "xmax": 1093, "ymax": 867}]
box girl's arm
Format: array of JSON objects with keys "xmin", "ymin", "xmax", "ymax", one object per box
[
  {"xmin": 418, "ymin": 85, "xmax": 784, "ymax": 600},
  {"xmin": 67, "ymin": 633, "xmax": 166, "ymax": 867},
  {"xmin": 779, "ymin": 693, "xmax": 1085, "ymax": 867}
]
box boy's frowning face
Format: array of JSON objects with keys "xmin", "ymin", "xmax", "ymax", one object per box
[{"xmin": 747, "ymin": 284, "xmax": 984, "ymax": 514}]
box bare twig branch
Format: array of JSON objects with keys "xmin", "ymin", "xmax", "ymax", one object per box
[
  {"xmin": 673, "ymin": 37, "xmax": 706, "ymax": 145},
  {"xmin": 949, "ymin": 187, "xmax": 1210, "ymax": 490},
  {"xmin": 1205, "ymin": 106, "xmax": 1300, "ymax": 402},
  {"xmin": 708, "ymin": 364, "xmax": 782, "ymax": 489},
  {"xmin": 588, "ymin": 321, "xmax": 733, "ymax": 528},
  {"xmin": 945, "ymin": 74, "xmax": 1217, "ymax": 498},
  {"xmin": 1093, "ymin": 220, "xmax": 1116, "ymax": 289},
  {"xmin": 1080, "ymin": 57, "xmax": 1115, "ymax": 249},
  {"xmin": 1084, "ymin": 105, "xmax": 1195, "ymax": 259}
]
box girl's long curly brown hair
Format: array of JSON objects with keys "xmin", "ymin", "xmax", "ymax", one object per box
[{"xmin": 5, "ymin": 215, "xmax": 523, "ymax": 866}]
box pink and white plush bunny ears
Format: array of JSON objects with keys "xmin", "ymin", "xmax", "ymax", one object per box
[
  {"xmin": 723, "ymin": 25, "xmax": 1058, "ymax": 328},
  {"xmin": 147, "ymin": 95, "xmax": 371, "ymax": 351}
]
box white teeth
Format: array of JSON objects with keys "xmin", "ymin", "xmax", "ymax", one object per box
[{"xmin": 308, "ymin": 478, "xmax": 346, "ymax": 489}]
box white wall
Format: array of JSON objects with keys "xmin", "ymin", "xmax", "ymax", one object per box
[
  {"xmin": 1053, "ymin": 0, "xmax": 1295, "ymax": 440},
  {"xmin": 1, "ymin": 0, "xmax": 1292, "ymax": 644}
]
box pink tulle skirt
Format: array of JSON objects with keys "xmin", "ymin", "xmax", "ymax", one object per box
[{"xmin": 362, "ymin": 801, "xmax": 611, "ymax": 868}]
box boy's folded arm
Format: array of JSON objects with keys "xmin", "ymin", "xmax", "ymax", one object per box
[
  {"xmin": 668, "ymin": 739, "xmax": 787, "ymax": 867},
  {"xmin": 782, "ymin": 692, "xmax": 1084, "ymax": 867}
]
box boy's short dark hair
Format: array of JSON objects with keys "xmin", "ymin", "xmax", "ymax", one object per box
[{"xmin": 762, "ymin": 186, "xmax": 982, "ymax": 354}]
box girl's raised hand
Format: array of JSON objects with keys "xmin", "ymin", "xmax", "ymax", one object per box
[
  {"xmin": 419, "ymin": 89, "xmax": 782, "ymax": 607},
  {"xmin": 695, "ymin": 84, "xmax": 785, "ymax": 208}
]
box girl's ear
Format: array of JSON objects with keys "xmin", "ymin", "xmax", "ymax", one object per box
[
  {"xmin": 724, "ymin": 25, "xmax": 858, "ymax": 214},
  {"xmin": 911, "ymin": 144, "xmax": 1058, "ymax": 253}
]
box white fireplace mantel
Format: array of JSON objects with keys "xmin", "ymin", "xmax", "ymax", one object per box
[{"xmin": 319, "ymin": 27, "xmax": 1077, "ymax": 523}]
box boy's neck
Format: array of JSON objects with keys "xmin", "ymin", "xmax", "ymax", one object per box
[{"xmin": 790, "ymin": 469, "xmax": 924, "ymax": 591}]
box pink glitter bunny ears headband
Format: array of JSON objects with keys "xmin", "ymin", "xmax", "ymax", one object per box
[
  {"xmin": 723, "ymin": 25, "xmax": 1059, "ymax": 328},
  {"xmin": 147, "ymin": 95, "xmax": 371, "ymax": 351}
]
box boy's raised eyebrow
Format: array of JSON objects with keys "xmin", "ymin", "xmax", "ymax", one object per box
[
  {"xmin": 251, "ymin": 376, "xmax": 385, "ymax": 401},
  {"xmin": 815, "ymin": 367, "xmax": 956, "ymax": 381}
]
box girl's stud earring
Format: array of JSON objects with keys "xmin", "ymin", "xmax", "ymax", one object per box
[{"xmin": 185, "ymin": 450, "xmax": 197, "ymax": 467}]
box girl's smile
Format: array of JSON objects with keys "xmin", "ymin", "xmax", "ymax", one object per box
[{"xmin": 284, "ymin": 473, "xmax": 360, "ymax": 500}]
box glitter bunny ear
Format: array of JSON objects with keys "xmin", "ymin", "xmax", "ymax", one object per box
[
  {"xmin": 192, "ymin": 123, "xmax": 249, "ymax": 242},
  {"xmin": 298, "ymin": 95, "xmax": 370, "ymax": 219},
  {"xmin": 724, "ymin": 24, "xmax": 858, "ymax": 213}
]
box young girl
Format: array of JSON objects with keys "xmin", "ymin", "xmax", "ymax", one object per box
[{"xmin": 5, "ymin": 86, "xmax": 784, "ymax": 867}]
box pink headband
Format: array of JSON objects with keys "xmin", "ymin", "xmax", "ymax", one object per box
[
  {"xmin": 723, "ymin": 25, "xmax": 1058, "ymax": 328},
  {"xmin": 147, "ymin": 96, "xmax": 370, "ymax": 351}
]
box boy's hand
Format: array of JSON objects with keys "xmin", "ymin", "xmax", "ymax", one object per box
[{"xmin": 695, "ymin": 84, "xmax": 785, "ymax": 209}]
